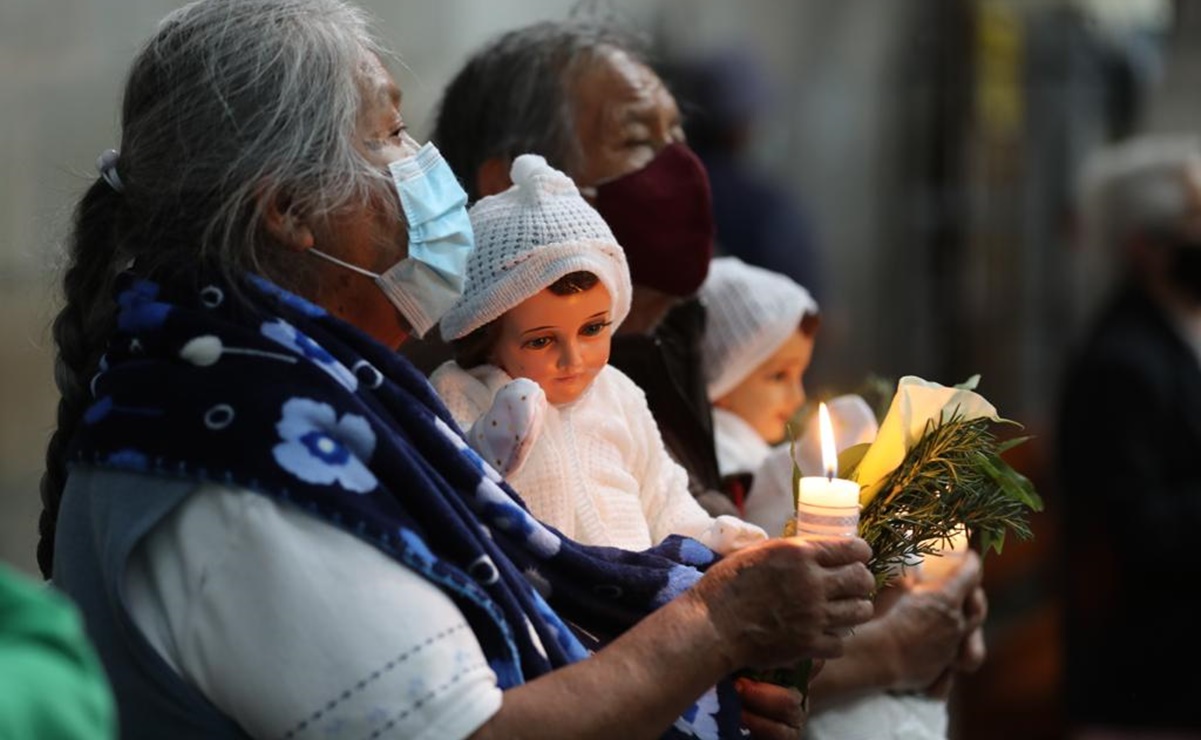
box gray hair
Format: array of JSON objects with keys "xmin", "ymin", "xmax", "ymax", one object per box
[
  {"xmin": 119, "ymin": 0, "xmax": 393, "ymax": 283},
  {"xmin": 432, "ymin": 20, "xmax": 647, "ymax": 202},
  {"xmin": 38, "ymin": 0, "xmax": 391, "ymax": 576}
]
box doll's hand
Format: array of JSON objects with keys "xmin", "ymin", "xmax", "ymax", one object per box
[
  {"xmin": 468, "ymin": 377, "xmax": 547, "ymax": 478},
  {"xmin": 699, "ymin": 515, "xmax": 768, "ymax": 555}
]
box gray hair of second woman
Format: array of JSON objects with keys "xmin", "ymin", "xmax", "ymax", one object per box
[
  {"xmin": 38, "ymin": 0, "xmax": 392, "ymax": 577},
  {"xmin": 432, "ymin": 20, "xmax": 647, "ymax": 202}
]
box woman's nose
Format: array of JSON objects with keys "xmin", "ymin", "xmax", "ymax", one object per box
[
  {"xmin": 399, "ymin": 130, "xmax": 422, "ymax": 156},
  {"xmin": 652, "ymin": 127, "xmax": 684, "ymax": 153}
]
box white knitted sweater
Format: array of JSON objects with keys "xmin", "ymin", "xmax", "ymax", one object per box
[{"xmin": 431, "ymin": 361, "xmax": 765, "ymax": 553}]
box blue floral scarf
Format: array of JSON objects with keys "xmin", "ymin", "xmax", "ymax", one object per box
[{"xmin": 69, "ymin": 272, "xmax": 744, "ymax": 739}]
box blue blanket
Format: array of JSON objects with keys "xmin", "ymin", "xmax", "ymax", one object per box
[{"xmin": 69, "ymin": 272, "xmax": 743, "ymax": 739}]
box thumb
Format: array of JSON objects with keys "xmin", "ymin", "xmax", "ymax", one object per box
[{"xmin": 940, "ymin": 548, "xmax": 983, "ymax": 602}]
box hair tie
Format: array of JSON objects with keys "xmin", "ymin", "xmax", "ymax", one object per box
[{"xmin": 95, "ymin": 149, "xmax": 124, "ymax": 192}]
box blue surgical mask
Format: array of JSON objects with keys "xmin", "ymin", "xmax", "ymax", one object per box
[{"xmin": 311, "ymin": 142, "xmax": 473, "ymax": 338}]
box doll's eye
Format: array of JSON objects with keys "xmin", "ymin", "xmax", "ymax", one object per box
[
  {"xmin": 523, "ymin": 336, "xmax": 552, "ymax": 350},
  {"xmin": 581, "ymin": 321, "xmax": 611, "ymax": 337}
]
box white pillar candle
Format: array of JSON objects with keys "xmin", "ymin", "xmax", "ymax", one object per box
[
  {"xmin": 797, "ymin": 476, "xmax": 861, "ymax": 508},
  {"xmin": 796, "ymin": 402, "xmax": 861, "ymax": 538}
]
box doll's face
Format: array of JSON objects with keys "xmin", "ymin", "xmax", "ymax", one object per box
[
  {"xmin": 491, "ymin": 282, "xmax": 614, "ymax": 405},
  {"xmin": 715, "ymin": 329, "xmax": 815, "ymax": 444}
]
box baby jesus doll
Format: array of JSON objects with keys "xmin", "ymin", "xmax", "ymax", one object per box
[{"xmin": 431, "ymin": 155, "xmax": 765, "ymax": 555}]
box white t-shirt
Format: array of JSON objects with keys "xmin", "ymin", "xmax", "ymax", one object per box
[{"xmin": 125, "ymin": 483, "xmax": 502, "ymax": 740}]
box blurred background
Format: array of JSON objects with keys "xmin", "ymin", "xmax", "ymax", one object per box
[{"xmin": 3, "ymin": 0, "xmax": 1198, "ymax": 737}]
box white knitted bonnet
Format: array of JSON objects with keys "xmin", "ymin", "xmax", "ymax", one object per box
[
  {"xmin": 438, "ymin": 154, "xmax": 631, "ymax": 341},
  {"xmin": 699, "ymin": 256, "xmax": 819, "ymax": 400}
]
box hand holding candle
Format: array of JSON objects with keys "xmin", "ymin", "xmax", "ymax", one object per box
[
  {"xmin": 795, "ymin": 402, "xmax": 861, "ymax": 538},
  {"xmin": 774, "ymin": 402, "xmax": 862, "ymax": 705}
]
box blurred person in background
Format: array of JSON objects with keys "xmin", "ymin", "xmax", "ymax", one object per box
[
  {"xmin": 1057, "ymin": 133, "xmax": 1201, "ymax": 739},
  {"xmin": 662, "ymin": 48, "xmax": 824, "ymax": 302}
]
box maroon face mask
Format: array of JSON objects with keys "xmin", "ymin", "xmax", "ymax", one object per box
[{"xmin": 591, "ymin": 142, "xmax": 715, "ymax": 297}]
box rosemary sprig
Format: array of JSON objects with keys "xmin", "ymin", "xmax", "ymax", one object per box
[{"xmin": 843, "ymin": 412, "xmax": 1043, "ymax": 586}]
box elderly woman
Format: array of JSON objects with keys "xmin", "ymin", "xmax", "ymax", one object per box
[
  {"xmin": 36, "ymin": 1, "xmax": 875, "ymax": 738},
  {"xmin": 431, "ymin": 18, "xmax": 988, "ymax": 729}
]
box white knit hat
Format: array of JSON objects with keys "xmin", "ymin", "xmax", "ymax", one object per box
[
  {"xmin": 439, "ymin": 154, "xmax": 632, "ymax": 341},
  {"xmin": 699, "ymin": 256, "xmax": 819, "ymax": 400}
]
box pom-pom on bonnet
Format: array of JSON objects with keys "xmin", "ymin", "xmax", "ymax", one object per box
[
  {"xmin": 699, "ymin": 256, "xmax": 819, "ymax": 400},
  {"xmin": 438, "ymin": 154, "xmax": 631, "ymax": 341}
]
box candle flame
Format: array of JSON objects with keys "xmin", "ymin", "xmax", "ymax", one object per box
[{"xmin": 818, "ymin": 401, "xmax": 837, "ymax": 479}]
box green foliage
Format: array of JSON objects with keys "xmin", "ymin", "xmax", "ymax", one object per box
[
  {"xmin": 842, "ymin": 412, "xmax": 1043, "ymax": 585},
  {"xmin": 759, "ymin": 384, "xmax": 1043, "ymax": 695}
]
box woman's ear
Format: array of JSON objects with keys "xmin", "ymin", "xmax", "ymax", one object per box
[
  {"xmin": 476, "ymin": 156, "xmax": 513, "ymax": 198},
  {"xmin": 260, "ymin": 189, "xmax": 315, "ymax": 252}
]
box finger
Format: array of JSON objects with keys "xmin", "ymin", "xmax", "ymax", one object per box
[
  {"xmin": 964, "ymin": 585, "xmax": 988, "ymax": 628},
  {"xmin": 826, "ymin": 596, "xmax": 875, "ymax": 632},
  {"xmin": 736, "ymin": 678, "xmax": 805, "ymax": 740},
  {"xmin": 925, "ymin": 668, "xmax": 955, "ymax": 699},
  {"xmin": 809, "ymin": 658, "xmax": 826, "ymax": 681},
  {"xmin": 823, "ymin": 563, "xmax": 876, "ymax": 602},
  {"xmin": 803, "ymin": 535, "xmax": 873, "ymax": 566},
  {"xmin": 955, "ymin": 626, "xmax": 987, "ymax": 673},
  {"xmin": 939, "ymin": 548, "xmax": 983, "ymax": 602},
  {"xmin": 742, "ymin": 710, "xmax": 803, "ymax": 740},
  {"xmin": 736, "ymin": 678, "xmax": 805, "ymax": 726},
  {"xmin": 803, "ymin": 631, "xmax": 849, "ymax": 661}
]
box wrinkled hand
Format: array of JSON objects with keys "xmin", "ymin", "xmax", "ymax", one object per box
[
  {"xmin": 689, "ymin": 536, "xmax": 875, "ymax": 671},
  {"xmin": 872, "ymin": 549, "xmax": 987, "ymax": 695},
  {"xmin": 956, "ymin": 580, "xmax": 988, "ymax": 672},
  {"xmin": 467, "ymin": 378, "xmax": 546, "ymax": 478},
  {"xmin": 926, "ymin": 575, "xmax": 988, "ymax": 697}
]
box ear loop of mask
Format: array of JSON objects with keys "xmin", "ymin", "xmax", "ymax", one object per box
[{"xmin": 308, "ymin": 248, "xmax": 381, "ymax": 280}]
